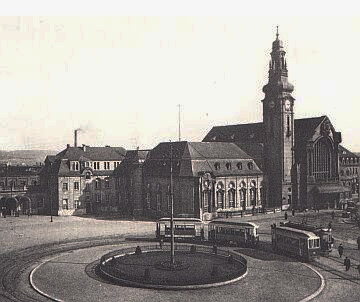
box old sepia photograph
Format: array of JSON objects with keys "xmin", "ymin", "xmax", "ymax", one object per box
[{"xmin": 0, "ymin": 1, "xmax": 360, "ymax": 301}]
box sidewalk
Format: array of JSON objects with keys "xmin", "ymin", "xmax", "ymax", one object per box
[{"xmin": 315, "ymin": 253, "xmax": 360, "ymax": 282}]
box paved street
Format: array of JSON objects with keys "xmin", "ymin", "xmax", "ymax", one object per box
[{"xmin": 0, "ymin": 211, "xmax": 359, "ymax": 301}]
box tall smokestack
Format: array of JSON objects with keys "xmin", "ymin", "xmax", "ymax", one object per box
[{"xmin": 74, "ymin": 130, "xmax": 78, "ymax": 147}]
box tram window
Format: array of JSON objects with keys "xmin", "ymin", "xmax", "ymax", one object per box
[
  {"xmin": 309, "ymin": 240, "xmax": 313, "ymax": 249},
  {"xmin": 314, "ymin": 239, "xmax": 320, "ymax": 248}
]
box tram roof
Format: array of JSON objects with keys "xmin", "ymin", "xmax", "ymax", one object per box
[
  {"xmin": 275, "ymin": 226, "xmax": 319, "ymax": 239},
  {"xmin": 157, "ymin": 217, "xmax": 202, "ymax": 223},
  {"xmin": 210, "ymin": 220, "xmax": 259, "ymax": 228}
]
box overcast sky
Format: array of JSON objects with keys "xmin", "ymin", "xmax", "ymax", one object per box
[{"xmin": 1, "ymin": 7, "xmax": 360, "ymax": 152}]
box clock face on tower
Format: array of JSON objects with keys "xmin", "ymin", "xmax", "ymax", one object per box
[{"xmin": 284, "ymin": 100, "xmax": 291, "ymax": 111}]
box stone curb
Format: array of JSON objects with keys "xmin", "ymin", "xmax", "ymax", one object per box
[
  {"xmin": 29, "ymin": 256, "xmax": 64, "ymax": 302},
  {"xmin": 299, "ymin": 263, "xmax": 325, "ymax": 302},
  {"xmin": 99, "ymin": 265, "xmax": 248, "ymax": 290}
]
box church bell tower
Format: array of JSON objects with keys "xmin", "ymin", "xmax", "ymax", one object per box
[{"xmin": 262, "ymin": 27, "xmax": 295, "ymax": 208}]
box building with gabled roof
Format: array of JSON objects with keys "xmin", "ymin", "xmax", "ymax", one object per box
[
  {"xmin": 203, "ymin": 29, "xmax": 346, "ymax": 210},
  {"xmin": 42, "ymin": 144, "xmax": 126, "ymax": 216}
]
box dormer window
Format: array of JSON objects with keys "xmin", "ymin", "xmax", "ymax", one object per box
[
  {"xmin": 85, "ymin": 172, "xmax": 91, "ymax": 180},
  {"xmin": 248, "ymin": 162, "xmax": 254, "ymax": 170},
  {"xmin": 72, "ymin": 162, "xmax": 79, "ymax": 171},
  {"xmin": 226, "ymin": 162, "xmax": 232, "ymax": 170},
  {"xmin": 237, "ymin": 162, "xmax": 242, "ymax": 170},
  {"xmin": 214, "ymin": 162, "xmax": 220, "ymax": 170}
]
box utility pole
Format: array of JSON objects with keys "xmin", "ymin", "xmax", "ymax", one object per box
[
  {"xmin": 170, "ymin": 141, "xmax": 175, "ymax": 266},
  {"xmin": 178, "ymin": 104, "xmax": 181, "ymax": 142}
]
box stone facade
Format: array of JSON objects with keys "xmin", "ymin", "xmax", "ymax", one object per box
[
  {"xmin": 203, "ymin": 30, "xmax": 347, "ymax": 210},
  {"xmin": 115, "ymin": 142, "xmax": 264, "ymax": 221},
  {"xmin": 339, "ymin": 145, "xmax": 359, "ymax": 207},
  {"xmin": 42, "ymin": 145, "xmax": 125, "ymax": 216}
]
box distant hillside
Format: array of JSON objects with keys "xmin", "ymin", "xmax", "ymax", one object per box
[{"xmin": 0, "ymin": 150, "xmax": 58, "ymax": 166}]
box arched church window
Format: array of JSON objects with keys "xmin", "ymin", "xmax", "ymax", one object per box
[{"xmin": 312, "ymin": 138, "xmax": 332, "ymax": 180}]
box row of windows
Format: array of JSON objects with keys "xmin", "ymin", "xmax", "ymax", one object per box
[
  {"xmin": 62, "ymin": 199, "xmax": 83, "ymax": 210},
  {"xmin": 71, "ymin": 161, "xmax": 121, "ymax": 171},
  {"xmin": 214, "ymin": 162, "xmax": 254, "ymax": 171},
  {"xmin": 62, "ymin": 179, "xmax": 111, "ymax": 190},
  {"xmin": 340, "ymin": 157, "xmax": 359, "ymax": 165},
  {"xmin": 0, "ymin": 180, "xmax": 38, "ymax": 187},
  {"xmin": 340, "ymin": 168, "xmax": 358, "ymax": 176}
]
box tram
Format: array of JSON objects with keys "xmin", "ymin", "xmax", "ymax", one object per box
[
  {"xmin": 208, "ymin": 220, "xmax": 259, "ymax": 247},
  {"xmin": 271, "ymin": 224, "xmax": 321, "ymax": 261},
  {"xmin": 156, "ymin": 218, "xmax": 203, "ymax": 241},
  {"xmin": 281, "ymin": 221, "xmax": 333, "ymax": 255}
]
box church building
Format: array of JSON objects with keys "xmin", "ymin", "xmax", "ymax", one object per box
[{"xmin": 203, "ymin": 28, "xmax": 345, "ymax": 210}]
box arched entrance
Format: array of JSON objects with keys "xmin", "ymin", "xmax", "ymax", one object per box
[
  {"xmin": 5, "ymin": 197, "xmax": 18, "ymax": 216},
  {"xmin": 18, "ymin": 196, "xmax": 32, "ymax": 214},
  {"xmin": 0, "ymin": 196, "xmax": 6, "ymax": 216}
]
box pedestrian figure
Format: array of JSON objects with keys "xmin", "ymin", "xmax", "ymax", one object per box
[
  {"xmin": 331, "ymin": 211, "xmax": 335, "ymax": 220},
  {"xmin": 338, "ymin": 243, "xmax": 344, "ymax": 258},
  {"xmin": 292, "ymin": 209, "xmax": 295, "ymax": 217},
  {"xmin": 357, "ymin": 236, "xmax": 360, "ymax": 250},
  {"xmin": 344, "ymin": 257, "xmax": 351, "ymax": 271},
  {"xmin": 284, "ymin": 211, "xmax": 288, "ymax": 220},
  {"xmin": 159, "ymin": 238, "xmax": 163, "ymax": 249},
  {"xmin": 212, "ymin": 244, "xmax": 217, "ymax": 254},
  {"xmin": 328, "ymin": 222, "xmax": 332, "ymax": 229}
]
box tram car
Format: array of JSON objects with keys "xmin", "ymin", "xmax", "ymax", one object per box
[
  {"xmin": 208, "ymin": 220, "xmax": 259, "ymax": 247},
  {"xmin": 271, "ymin": 224, "xmax": 321, "ymax": 261},
  {"xmin": 281, "ymin": 221, "xmax": 333, "ymax": 255},
  {"xmin": 156, "ymin": 218, "xmax": 203, "ymax": 241}
]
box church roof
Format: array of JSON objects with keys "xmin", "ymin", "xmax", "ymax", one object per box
[
  {"xmin": 203, "ymin": 116, "xmax": 328, "ymax": 147},
  {"xmin": 294, "ymin": 116, "xmax": 327, "ymax": 144},
  {"xmin": 202, "ymin": 122, "xmax": 264, "ymax": 143}
]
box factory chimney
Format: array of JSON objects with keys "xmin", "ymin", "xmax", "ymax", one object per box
[{"xmin": 74, "ymin": 129, "xmax": 81, "ymax": 147}]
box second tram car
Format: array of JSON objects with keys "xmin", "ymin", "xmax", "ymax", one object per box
[
  {"xmin": 281, "ymin": 221, "xmax": 333, "ymax": 255},
  {"xmin": 271, "ymin": 224, "xmax": 321, "ymax": 261},
  {"xmin": 208, "ymin": 220, "xmax": 259, "ymax": 247},
  {"xmin": 156, "ymin": 218, "xmax": 203, "ymax": 241}
]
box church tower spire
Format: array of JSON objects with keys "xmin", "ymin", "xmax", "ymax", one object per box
[{"xmin": 262, "ymin": 27, "xmax": 295, "ymax": 209}]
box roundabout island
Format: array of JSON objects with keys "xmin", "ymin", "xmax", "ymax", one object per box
[{"xmin": 99, "ymin": 244, "xmax": 247, "ymax": 289}]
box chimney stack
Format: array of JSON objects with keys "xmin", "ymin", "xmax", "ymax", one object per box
[
  {"xmin": 74, "ymin": 130, "xmax": 78, "ymax": 147},
  {"xmin": 82, "ymin": 144, "xmax": 86, "ymax": 152}
]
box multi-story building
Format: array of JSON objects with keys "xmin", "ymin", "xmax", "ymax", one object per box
[
  {"xmin": 113, "ymin": 149, "xmax": 150, "ymax": 217},
  {"xmin": 0, "ymin": 164, "xmax": 44, "ymax": 215},
  {"xmin": 115, "ymin": 142, "xmax": 264, "ymax": 220},
  {"xmin": 338, "ymin": 145, "xmax": 359, "ymax": 207},
  {"xmin": 42, "ymin": 144, "xmax": 126, "ymax": 216},
  {"xmin": 203, "ymin": 29, "xmax": 345, "ymax": 210}
]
